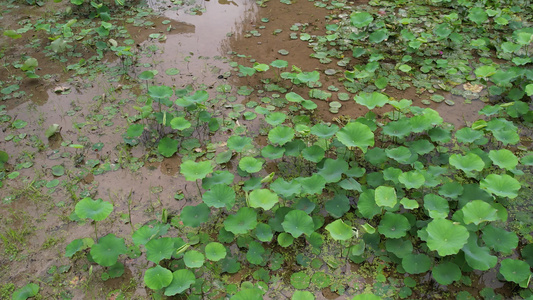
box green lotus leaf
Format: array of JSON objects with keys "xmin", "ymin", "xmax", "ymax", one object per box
[
  {"xmin": 354, "ymin": 91, "xmax": 389, "ymax": 109},
  {"xmin": 357, "ymin": 189, "xmax": 380, "ymax": 219},
  {"xmin": 126, "ymin": 124, "xmax": 144, "ymax": 138},
  {"xmin": 269, "ymin": 125, "xmax": 295, "ymax": 146},
  {"xmin": 480, "ymin": 174, "xmax": 520, "ymax": 199},
  {"xmin": 231, "ymin": 288, "xmax": 263, "ymax": 300},
  {"xmin": 249, "ymin": 189, "xmax": 279, "ymax": 211},
  {"xmin": 474, "ymin": 65, "xmax": 496, "ymax": 78},
  {"xmin": 282, "ymin": 210, "xmax": 315, "ymax": 238},
  {"xmin": 138, "ymin": 70, "xmax": 155, "ymax": 80},
  {"xmin": 291, "ymin": 271, "xmax": 311, "ymax": 289},
  {"xmin": 157, "ymin": 136, "xmax": 179, "ymax": 158},
  {"xmin": 455, "ymin": 127, "xmax": 484, "ymax": 144},
  {"xmin": 246, "ymin": 241, "xmax": 265, "ymax": 265},
  {"xmin": 145, "ymin": 237, "xmax": 176, "ymax": 263},
  {"xmin": 499, "ymin": 259, "xmax": 531, "ymax": 284},
  {"xmin": 224, "ymin": 207, "xmax": 257, "ymax": 235},
  {"xmin": 402, "ymin": 253, "xmax": 431, "ymax": 274},
  {"xmin": 461, "ymin": 200, "xmax": 499, "ymax": 225},
  {"xmin": 239, "ymin": 156, "xmax": 264, "ymax": 173},
  {"xmin": 202, "ymin": 184, "xmax": 236, "ymax": 209},
  {"xmin": 270, "ymin": 177, "xmax": 301, "ymax": 198},
  {"xmin": 482, "ymin": 225, "xmax": 518, "ymax": 254},
  {"xmin": 301, "ymin": 145, "xmax": 325, "ymax": 163},
  {"xmin": 369, "ymin": 29, "xmax": 389, "ymax": 43},
  {"xmin": 202, "ymin": 170, "xmax": 234, "ymax": 189},
  {"xmin": 204, "ymin": 242, "xmax": 227, "ymax": 262},
  {"xmin": 350, "ymin": 11, "xmax": 373, "ymax": 28},
  {"xmin": 488, "ymin": 149, "xmax": 518, "ymax": 170},
  {"xmin": 468, "ymin": 7, "xmax": 488, "ymax": 24},
  {"xmin": 385, "ymin": 146, "xmax": 415, "ymax": 164},
  {"xmin": 284, "ymin": 139, "xmax": 306, "ymax": 156},
  {"xmin": 325, "ymin": 195, "xmax": 350, "ymax": 218},
  {"xmin": 296, "ymin": 71, "xmax": 320, "ymax": 83},
  {"xmin": 254, "ymin": 223, "xmax": 273, "ymax": 242},
  {"xmin": 170, "ymin": 117, "xmax": 191, "ymax": 131},
  {"xmin": 12, "ymin": 283, "xmax": 39, "ymax": 300},
  {"xmin": 227, "ymin": 136, "xmax": 252, "ymax": 152},
  {"xmin": 449, "ymin": 153, "xmax": 485, "ymax": 173},
  {"xmin": 423, "ymin": 194, "xmax": 449, "ymax": 219},
  {"xmin": 132, "ymin": 223, "xmax": 169, "ymax": 246},
  {"xmin": 183, "ymin": 250, "xmax": 205, "ymax": 268},
  {"xmin": 286, "ymin": 92, "xmax": 305, "ymax": 103},
  {"xmin": 65, "ymin": 238, "xmax": 94, "ymax": 257},
  {"xmin": 253, "ymin": 63, "xmax": 269, "ymax": 72},
  {"xmin": 265, "ymin": 112, "xmax": 287, "ymax": 126},
  {"xmin": 144, "ymin": 265, "xmax": 172, "ymax": 290},
  {"xmin": 438, "ymin": 182, "xmax": 463, "ymax": 199},
  {"xmin": 292, "ymin": 290, "xmax": 315, "ymax": 300},
  {"xmin": 325, "ymin": 219, "xmax": 354, "ymax": 241},
  {"xmin": 492, "ymin": 129, "xmax": 519, "ymax": 145},
  {"xmin": 297, "ymin": 174, "xmax": 326, "ymax": 195},
  {"xmin": 385, "ymin": 238, "xmax": 413, "ymax": 258},
  {"xmin": 271, "ymin": 59, "xmax": 288, "ymax": 69},
  {"xmin": 400, "ymin": 198, "xmax": 419, "ymax": 210},
  {"xmin": 180, "ymin": 160, "xmax": 214, "ymax": 181},
  {"xmin": 399, "ymin": 170, "xmax": 425, "ymax": 189},
  {"xmin": 180, "ymin": 203, "xmax": 210, "ymax": 227},
  {"xmin": 261, "ymin": 145, "xmax": 286, "ymax": 159},
  {"xmin": 45, "ymin": 124, "xmax": 60, "ymax": 138},
  {"xmin": 426, "ymin": 219, "xmax": 469, "ymax": 256},
  {"xmin": 382, "ymin": 118, "xmax": 411, "ymax": 138},
  {"xmin": 378, "ymin": 212, "xmax": 410, "ymax": 239},
  {"xmin": 90, "ymin": 234, "xmax": 127, "ymax": 267},
  {"xmin": 365, "ymin": 147, "xmax": 388, "ymax": 166},
  {"xmin": 375, "ymin": 186, "xmax": 397, "ymax": 208},
  {"xmin": 462, "ymin": 236, "xmax": 497, "ymax": 271},
  {"xmin": 75, "ymin": 197, "xmax": 113, "ymax": 222},
  {"xmin": 405, "ymin": 139, "xmax": 434, "ymax": 155},
  {"xmin": 433, "ymin": 23, "xmax": 451, "ymax": 38},
  {"xmin": 351, "ymin": 293, "xmax": 382, "ymax": 300},
  {"xmin": 148, "ymin": 85, "xmax": 173, "ymax": 100},
  {"xmin": 310, "ymin": 123, "xmax": 339, "ymax": 139},
  {"xmin": 432, "ymin": 262, "xmax": 461, "ymax": 285},
  {"xmin": 239, "ymin": 65, "xmax": 256, "ymax": 76},
  {"xmin": 164, "ymin": 269, "xmax": 195, "ymax": 296},
  {"xmin": 184, "ymin": 90, "xmax": 209, "ymax": 103},
  {"xmin": 278, "ymin": 232, "xmax": 295, "ymax": 247},
  {"xmin": 317, "ymin": 158, "xmax": 348, "ymax": 183},
  {"xmin": 336, "ymin": 122, "xmax": 374, "ymax": 153}
]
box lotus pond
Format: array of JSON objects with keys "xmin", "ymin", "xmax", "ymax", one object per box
[{"xmin": 0, "ymin": 0, "xmax": 532, "ymax": 298}]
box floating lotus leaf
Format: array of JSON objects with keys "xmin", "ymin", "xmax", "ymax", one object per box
[
  {"xmin": 269, "ymin": 125, "xmax": 295, "ymax": 146},
  {"xmin": 449, "ymin": 153, "xmax": 485, "ymax": 173},
  {"xmin": 90, "ymin": 234, "xmax": 127, "ymax": 267},
  {"xmin": 296, "ymin": 71, "xmax": 320, "ymax": 83},
  {"xmin": 336, "ymin": 122, "xmax": 374, "ymax": 153},
  {"xmin": 461, "ymin": 200, "xmax": 499, "ymax": 225},
  {"xmin": 378, "ymin": 212, "xmax": 410, "ymax": 239},
  {"xmin": 164, "ymin": 269, "xmax": 195, "ymax": 296},
  {"xmin": 75, "ymin": 197, "xmax": 113, "ymax": 222},
  {"xmin": 254, "ymin": 223, "xmax": 273, "ymax": 242},
  {"xmin": 317, "ymin": 158, "xmax": 348, "ymax": 183},
  {"xmin": 310, "ymin": 123, "xmax": 339, "ymax": 139},
  {"xmin": 499, "ymin": 259, "xmax": 531, "ymax": 284},
  {"xmin": 202, "ymin": 184, "xmax": 236, "ymax": 209},
  {"xmin": 246, "ymin": 241, "xmax": 265, "ymax": 265},
  {"xmin": 480, "ymin": 174, "xmax": 520, "ymax": 198},
  {"xmin": 184, "ymin": 250, "xmax": 205, "ymax": 268},
  {"xmin": 224, "ymin": 207, "xmax": 257, "ymax": 235},
  {"xmin": 227, "ymin": 136, "xmax": 252, "ymax": 152},
  {"xmin": 158, "ymin": 136, "xmax": 179, "ymax": 158},
  {"xmin": 423, "ymin": 194, "xmax": 449, "ymax": 219},
  {"xmin": 278, "ymin": 232, "xmax": 294, "ymax": 247},
  {"xmin": 402, "ymin": 253, "xmax": 431, "ymax": 274},
  {"xmin": 282, "ymin": 210, "xmax": 314, "ymax": 238},
  {"xmin": 325, "ymin": 194, "xmax": 350, "ymax": 218},
  {"xmin": 432, "ymin": 262, "xmax": 461, "ymax": 285},
  {"xmin": 399, "ymin": 170, "xmax": 425, "ymax": 189},
  {"xmin": 488, "ymin": 149, "xmax": 518, "ymax": 170},
  {"xmin": 270, "ymin": 177, "xmax": 301, "ymax": 198},
  {"xmin": 205, "ymin": 242, "xmax": 227, "ymax": 261},
  {"xmin": 239, "ymin": 156, "xmax": 264, "ymax": 174},
  {"xmin": 354, "ymin": 92, "xmax": 389, "ymax": 109},
  {"xmin": 426, "ymin": 219, "xmax": 469, "ymax": 256},
  {"xmin": 482, "ymin": 225, "xmax": 518, "ymax": 254},
  {"xmin": 350, "ymin": 12, "xmax": 373, "ymax": 28},
  {"xmin": 180, "ymin": 160, "xmax": 214, "ymax": 181},
  {"xmin": 249, "ymin": 189, "xmax": 279, "ymax": 211},
  {"xmin": 375, "ymin": 186, "xmax": 397, "ymax": 208},
  {"xmin": 145, "ymin": 237, "xmax": 176, "ymax": 263},
  {"xmin": 297, "ymin": 174, "xmax": 326, "ymax": 195},
  {"xmin": 144, "ymin": 265, "xmax": 172, "ymax": 290},
  {"xmin": 265, "ymin": 112, "xmax": 287, "ymax": 126},
  {"xmin": 462, "ymin": 236, "xmax": 497, "ymax": 271},
  {"xmin": 180, "ymin": 203, "xmax": 210, "ymax": 227},
  {"xmin": 302, "ymin": 145, "xmax": 325, "ymax": 163},
  {"xmin": 325, "ymin": 219, "xmax": 353, "ymax": 241}
]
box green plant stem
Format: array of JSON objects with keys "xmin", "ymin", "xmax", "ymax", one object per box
[{"xmin": 195, "ymin": 180, "xmax": 202, "ymax": 196}]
